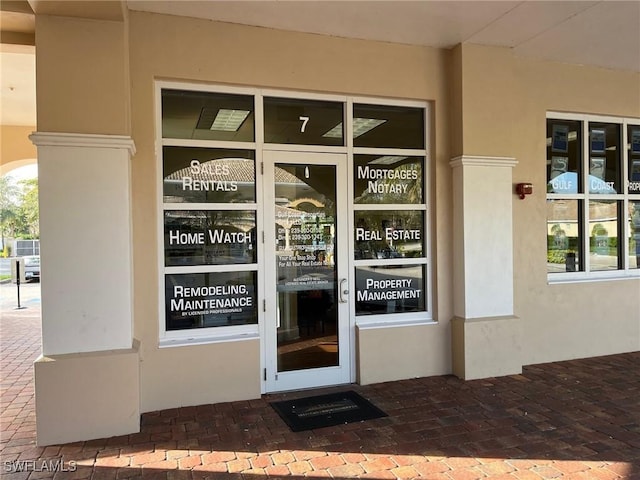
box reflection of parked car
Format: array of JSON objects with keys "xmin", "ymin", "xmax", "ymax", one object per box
[{"xmin": 22, "ymin": 255, "xmax": 40, "ymax": 282}]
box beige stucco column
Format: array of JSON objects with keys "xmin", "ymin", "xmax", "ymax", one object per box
[
  {"xmin": 29, "ymin": 10, "xmax": 140, "ymax": 445},
  {"xmin": 450, "ymin": 156, "xmax": 523, "ymax": 380},
  {"xmin": 29, "ymin": 133, "xmax": 140, "ymax": 446}
]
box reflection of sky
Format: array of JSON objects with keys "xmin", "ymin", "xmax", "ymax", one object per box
[{"xmin": 547, "ymin": 172, "xmax": 616, "ymax": 194}]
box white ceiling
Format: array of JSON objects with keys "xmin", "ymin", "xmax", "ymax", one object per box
[
  {"xmin": 127, "ymin": 0, "xmax": 640, "ymax": 72},
  {"xmin": 2, "ymin": 0, "xmax": 639, "ymax": 127}
]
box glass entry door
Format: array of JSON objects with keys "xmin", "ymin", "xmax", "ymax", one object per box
[{"xmin": 264, "ymin": 151, "xmax": 351, "ymax": 392}]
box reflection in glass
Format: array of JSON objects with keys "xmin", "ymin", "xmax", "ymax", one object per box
[
  {"xmin": 354, "ymin": 211, "xmax": 424, "ymax": 259},
  {"xmin": 588, "ymin": 123, "xmax": 620, "ymax": 194},
  {"xmin": 164, "ymin": 210, "xmax": 256, "ymax": 266},
  {"xmin": 162, "ymin": 89, "xmax": 254, "ymax": 142},
  {"xmin": 630, "ymin": 201, "xmax": 640, "ymax": 269},
  {"xmin": 354, "ymin": 155, "xmax": 423, "ymax": 204},
  {"xmin": 547, "ymin": 200, "xmax": 583, "ymax": 273},
  {"xmin": 355, "ymin": 265, "xmax": 425, "ymax": 315},
  {"xmin": 165, "ymin": 271, "xmax": 257, "ymax": 330},
  {"xmin": 353, "ymin": 104, "xmax": 424, "ymax": 149},
  {"xmin": 628, "ymin": 126, "xmax": 640, "ymax": 194},
  {"xmin": 589, "ymin": 200, "xmax": 621, "ymax": 271},
  {"xmin": 546, "ymin": 119, "xmax": 582, "ymax": 194},
  {"xmin": 274, "ymin": 164, "xmax": 338, "ymax": 372},
  {"xmin": 264, "ymin": 97, "xmax": 344, "ymax": 146},
  {"xmin": 163, "ymin": 147, "xmax": 255, "ymax": 204}
]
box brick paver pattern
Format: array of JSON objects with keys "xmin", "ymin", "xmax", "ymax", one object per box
[{"xmin": 1, "ymin": 306, "xmax": 639, "ymax": 479}]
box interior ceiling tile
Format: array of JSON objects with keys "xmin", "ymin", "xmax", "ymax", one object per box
[
  {"xmin": 467, "ymin": 1, "xmax": 599, "ymax": 47},
  {"xmin": 514, "ymin": 1, "xmax": 640, "ymax": 72}
]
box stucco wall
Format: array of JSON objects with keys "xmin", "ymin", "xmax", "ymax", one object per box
[
  {"xmin": 0, "ymin": 125, "xmax": 37, "ymax": 172},
  {"xmin": 32, "ymin": 11, "xmax": 638, "ymax": 419},
  {"xmin": 127, "ymin": 11, "xmax": 454, "ymax": 412},
  {"xmin": 35, "ymin": 15, "xmax": 130, "ymax": 135},
  {"xmin": 458, "ymin": 44, "xmax": 640, "ymax": 365}
]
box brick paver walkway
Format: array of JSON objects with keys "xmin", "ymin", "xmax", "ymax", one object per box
[{"xmin": 1, "ymin": 301, "xmax": 639, "ymax": 479}]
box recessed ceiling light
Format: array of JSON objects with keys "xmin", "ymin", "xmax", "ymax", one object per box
[
  {"xmin": 370, "ymin": 156, "xmax": 408, "ymax": 165},
  {"xmin": 353, "ymin": 118, "xmax": 386, "ymax": 137},
  {"xmin": 322, "ymin": 123, "xmax": 343, "ymax": 138},
  {"xmin": 322, "ymin": 118, "xmax": 387, "ymax": 138},
  {"xmin": 211, "ymin": 109, "xmax": 250, "ymax": 131}
]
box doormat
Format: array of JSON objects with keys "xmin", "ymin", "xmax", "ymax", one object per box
[{"xmin": 270, "ymin": 390, "xmax": 387, "ymax": 432}]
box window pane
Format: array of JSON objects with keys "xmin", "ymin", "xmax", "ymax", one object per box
[
  {"xmin": 163, "ymin": 147, "xmax": 255, "ymax": 203},
  {"xmin": 354, "ymin": 211, "xmax": 424, "ymax": 259},
  {"xmin": 588, "ymin": 123, "xmax": 621, "ymax": 194},
  {"xmin": 589, "ymin": 200, "xmax": 621, "ymax": 271},
  {"xmin": 162, "ymin": 89, "xmax": 254, "ymax": 142},
  {"xmin": 547, "ymin": 120, "xmax": 582, "ymax": 194},
  {"xmin": 164, "ymin": 210, "xmax": 256, "ymax": 266},
  {"xmin": 354, "ymin": 155, "xmax": 423, "ymax": 204},
  {"xmin": 264, "ymin": 97, "xmax": 344, "ymax": 146},
  {"xmin": 547, "ymin": 199, "xmax": 583, "ymax": 273},
  {"xmin": 628, "ymin": 126, "xmax": 640, "ymax": 194},
  {"xmin": 355, "ymin": 265, "xmax": 425, "ymax": 315},
  {"xmin": 630, "ymin": 201, "xmax": 640, "ymax": 269},
  {"xmin": 165, "ymin": 271, "xmax": 257, "ymax": 330},
  {"xmin": 353, "ymin": 104, "xmax": 424, "ymax": 149}
]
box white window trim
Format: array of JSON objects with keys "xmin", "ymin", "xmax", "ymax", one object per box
[
  {"xmin": 156, "ymin": 81, "xmax": 433, "ymax": 345},
  {"xmin": 546, "ymin": 111, "xmax": 640, "ymax": 284},
  {"xmin": 156, "ymin": 82, "xmax": 263, "ymax": 347}
]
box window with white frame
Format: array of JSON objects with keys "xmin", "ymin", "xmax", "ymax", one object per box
[
  {"xmin": 546, "ymin": 113, "xmax": 640, "ymax": 279},
  {"xmin": 157, "ymin": 84, "xmax": 432, "ymax": 345},
  {"xmin": 352, "ymin": 103, "xmax": 429, "ymax": 316},
  {"xmin": 159, "ymin": 88, "xmax": 260, "ymax": 341}
]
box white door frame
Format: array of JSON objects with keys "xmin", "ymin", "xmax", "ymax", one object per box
[{"xmin": 262, "ymin": 150, "xmax": 352, "ymax": 392}]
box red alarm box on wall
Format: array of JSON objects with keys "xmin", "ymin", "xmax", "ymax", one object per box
[{"xmin": 516, "ymin": 183, "xmax": 533, "ymax": 199}]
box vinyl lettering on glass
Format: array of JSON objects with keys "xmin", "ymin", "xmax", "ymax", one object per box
[
  {"xmin": 353, "ymin": 155, "xmax": 423, "ymax": 204},
  {"xmin": 588, "ymin": 123, "xmax": 620, "ymax": 194},
  {"xmin": 163, "ymin": 147, "xmax": 255, "ymax": 203},
  {"xmin": 164, "ymin": 210, "xmax": 256, "ymax": 266},
  {"xmin": 355, "ymin": 265, "xmax": 425, "ymax": 315},
  {"xmin": 165, "ymin": 271, "xmax": 257, "ymax": 330},
  {"xmin": 354, "ymin": 211, "xmax": 424, "ymax": 259},
  {"xmin": 263, "ymin": 97, "xmax": 344, "ymax": 146}
]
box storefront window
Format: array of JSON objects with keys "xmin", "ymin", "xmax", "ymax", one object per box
[
  {"xmin": 165, "ymin": 271, "xmax": 258, "ymax": 330},
  {"xmin": 588, "ymin": 200, "xmax": 621, "ymax": 271},
  {"xmin": 164, "ymin": 210, "xmax": 256, "ymax": 266},
  {"xmin": 546, "ymin": 114, "xmax": 639, "ymax": 278},
  {"xmin": 355, "ymin": 265, "xmax": 425, "ymax": 315},
  {"xmin": 547, "ymin": 200, "xmax": 583, "ymax": 273},
  {"xmin": 547, "ymin": 120, "xmax": 582, "ymax": 194},
  {"xmin": 159, "ymin": 84, "xmax": 431, "ymax": 340},
  {"xmin": 161, "ymin": 87, "xmax": 259, "ymax": 340},
  {"xmin": 354, "ymin": 211, "xmax": 424, "ymax": 259},
  {"xmin": 162, "ymin": 90, "xmax": 254, "ymax": 142},
  {"xmin": 163, "ymin": 147, "xmax": 255, "ymax": 203},
  {"xmin": 353, "ymin": 102, "xmax": 428, "ymax": 319},
  {"xmin": 264, "ymin": 97, "xmax": 344, "ymax": 146},
  {"xmin": 588, "ymin": 123, "xmax": 620, "ymax": 194},
  {"xmin": 629, "ymin": 126, "xmax": 640, "ymax": 194},
  {"xmin": 353, "ymin": 155, "xmax": 423, "ymax": 204},
  {"xmin": 353, "ymin": 104, "xmax": 424, "ymax": 149},
  {"xmin": 628, "ymin": 201, "xmax": 640, "ymax": 269}
]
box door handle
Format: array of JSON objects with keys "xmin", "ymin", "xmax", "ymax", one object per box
[{"xmin": 339, "ymin": 278, "xmax": 349, "ymax": 303}]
